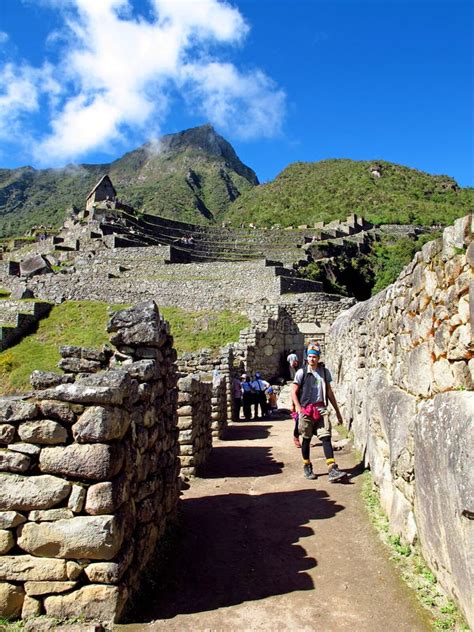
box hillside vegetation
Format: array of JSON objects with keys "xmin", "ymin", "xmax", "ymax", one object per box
[
  {"xmin": 0, "ymin": 301, "xmax": 249, "ymax": 394},
  {"xmin": 225, "ymin": 159, "xmax": 474, "ymax": 228}
]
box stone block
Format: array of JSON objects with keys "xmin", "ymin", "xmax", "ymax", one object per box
[
  {"xmin": 0, "ymin": 511, "xmax": 26, "ymax": 529},
  {"xmin": 72, "ymin": 406, "xmax": 130, "ymax": 443},
  {"xmin": 21, "ymin": 594, "xmax": 41, "ymax": 619},
  {"xmin": 0, "ymin": 556, "xmax": 73, "ymax": 581},
  {"xmin": 8, "ymin": 443, "xmax": 41, "ymax": 456},
  {"xmin": 68, "ymin": 484, "xmax": 86, "ymax": 513},
  {"xmin": 30, "ymin": 371, "xmax": 73, "ymax": 390},
  {"xmin": 0, "ymin": 582, "xmax": 24, "ymax": 618},
  {"xmin": 85, "ymin": 478, "xmax": 128, "ymax": 515},
  {"xmin": 0, "ymin": 399, "xmax": 37, "ymax": 423},
  {"xmin": 38, "ymin": 383, "xmax": 125, "ymax": 406},
  {"xmin": 17, "ymin": 515, "xmax": 123, "ymax": 560},
  {"xmin": 415, "ymin": 392, "xmax": 474, "ymax": 626},
  {"xmin": 84, "ymin": 544, "xmax": 134, "ymax": 584},
  {"xmin": 0, "ymin": 449, "xmax": 31, "ymax": 473},
  {"xmin": 404, "ymin": 344, "xmax": 433, "ymax": 397},
  {"xmin": 25, "ymin": 581, "xmax": 78, "ymax": 596},
  {"xmin": 44, "ymin": 584, "xmax": 128, "ymax": 623},
  {"xmin": 18, "ymin": 419, "xmax": 68, "ymax": 445},
  {"xmin": 39, "ymin": 444, "xmax": 124, "ymax": 481},
  {"xmin": 127, "ymin": 360, "xmax": 158, "ymax": 381},
  {"xmin": 432, "ymin": 358, "xmax": 456, "ymax": 392},
  {"xmin": 0, "ymin": 424, "xmax": 16, "ymax": 444},
  {"xmin": 0, "ymin": 473, "xmax": 71, "ymax": 511},
  {"xmin": 28, "ymin": 508, "xmax": 74, "ymax": 522},
  {"xmin": 38, "ymin": 400, "xmax": 78, "ymax": 424},
  {"xmin": 0, "ymin": 530, "xmax": 14, "ymax": 554}
]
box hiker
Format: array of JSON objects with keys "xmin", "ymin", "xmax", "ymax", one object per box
[
  {"xmin": 232, "ymin": 375, "xmax": 243, "ymax": 421},
  {"xmin": 286, "ymin": 349, "xmax": 299, "ymax": 379},
  {"xmin": 292, "ymin": 348, "xmax": 347, "ymax": 482},
  {"xmin": 251, "ymin": 372, "xmax": 269, "ymax": 419},
  {"xmin": 241, "ymin": 374, "xmax": 253, "ymax": 421}
]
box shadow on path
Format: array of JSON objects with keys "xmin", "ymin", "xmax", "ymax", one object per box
[
  {"xmin": 223, "ymin": 423, "xmax": 272, "ymax": 441},
  {"xmin": 127, "ymin": 487, "xmax": 345, "ymax": 622},
  {"xmin": 199, "ymin": 445, "xmax": 283, "ymax": 478}
]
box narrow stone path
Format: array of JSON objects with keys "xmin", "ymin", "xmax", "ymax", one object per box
[{"xmin": 117, "ymin": 399, "xmax": 430, "ymax": 631}]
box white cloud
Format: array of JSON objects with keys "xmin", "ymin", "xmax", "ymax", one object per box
[
  {"xmin": 2, "ymin": 0, "xmax": 286, "ymax": 164},
  {"xmin": 0, "ymin": 63, "xmax": 60, "ymax": 141},
  {"xmin": 181, "ymin": 62, "xmax": 286, "ymax": 139},
  {"xmin": 0, "ymin": 32, "xmax": 9, "ymax": 44}
]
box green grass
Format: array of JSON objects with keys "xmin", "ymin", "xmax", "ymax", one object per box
[
  {"xmin": 0, "ymin": 302, "xmax": 249, "ymax": 394},
  {"xmin": 0, "ymin": 288, "xmax": 11, "ymax": 298},
  {"xmin": 160, "ymin": 307, "xmax": 249, "ymax": 354},
  {"xmin": 361, "ymin": 472, "xmax": 469, "ymax": 630}
]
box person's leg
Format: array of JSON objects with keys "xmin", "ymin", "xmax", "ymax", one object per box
[
  {"xmin": 298, "ymin": 413, "xmax": 316, "ymax": 479},
  {"xmin": 316, "ymin": 418, "xmax": 347, "ymax": 482},
  {"xmin": 243, "ymin": 394, "xmax": 251, "ymax": 420}
]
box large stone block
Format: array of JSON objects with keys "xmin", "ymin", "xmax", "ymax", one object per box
[
  {"xmin": 0, "ymin": 582, "xmax": 24, "ymax": 618},
  {"xmin": 39, "ymin": 444, "xmax": 124, "ymax": 480},
  {"xmin": 0, "ymin": 474, "xmax": 71, "ymax": 510},
  {"xmin": 0, "ymin": 556, "xmax": 77, "ymax": 581},
  {"xmin": 25, "ymin": 581, "xmax": 78, "ymax": 596},
  {"xmin": 404, "ymin": 343, "xmax": 432, "ymax": 397},
  {"xmin": 414, "ymin": 391, "xmax": 474, "ymax": 627},
  {"xmin": 108, "ymin": 301, "xmax": 166, "ymax": 349},
  {"xmin": 17, "ymin": 515, "xmax": 123, "ymax": 560},
  {"xmin": 72, "ymin": 406, "xmax": 130, "ymax": 443},
  {"xmin": 38, "ymin": 383, "xmax": 125, "ymax": 405},
  {"xmin": 0, "ymin": 399, "xmax": 37, "ymax": 423},
  {"xmin": 18, "ymin": 419, "xmax": 68, "ymax": 445},
  {"xmin": 44, "ymin": 584, "xmax": 128, "ymax": 623}
]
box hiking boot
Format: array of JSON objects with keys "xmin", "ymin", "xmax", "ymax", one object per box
[
  {"xmin": 303, "ymin": 463, "xmax": 317, "ymax": 480},
  {"xmin": 328, "ymin": 465, "xmax": 347, "ymax": 483},
  {"xmin": 293, "ymin": 436, "xmax": 301, "ymax": 448}
]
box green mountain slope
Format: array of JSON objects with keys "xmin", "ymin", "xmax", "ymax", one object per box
[
  {"xmin": 224, "ymin": 159, "xmax": 474, "ymax": 227},
  {"xmin": 0, "ymin": 124, "xmax": 258, "ymax": 238}
]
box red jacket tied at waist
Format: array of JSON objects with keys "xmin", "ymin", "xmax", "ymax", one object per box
[{"xmin": 300, "ymin": 401, "xmax": 325, "ymax": 422}]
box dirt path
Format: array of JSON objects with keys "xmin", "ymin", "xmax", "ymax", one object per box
[{"xmin": 117, "ymin": 393, "xmax": 430, "ymax": 631}]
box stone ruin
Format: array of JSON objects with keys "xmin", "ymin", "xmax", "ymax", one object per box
[{"xmin": 0, "ymin": 301, "xmax": 180, "ymax": 622}]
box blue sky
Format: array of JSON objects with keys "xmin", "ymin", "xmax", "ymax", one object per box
[{"xmin": 0, "ymin": 0, "xmax": 472, "ymax": 186}]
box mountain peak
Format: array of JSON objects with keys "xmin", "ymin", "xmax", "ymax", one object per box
[{"xmin": 157, "ymin": 124, "xmax": 259, "ymax": 185}]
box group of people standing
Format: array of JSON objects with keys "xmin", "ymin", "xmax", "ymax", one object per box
[{"xmin": 232, "ymin": 372, "xmax": 276, "ymax": 421}]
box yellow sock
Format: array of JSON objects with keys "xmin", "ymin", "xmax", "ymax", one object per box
[
  {"xmin": 326, "ymin": 458, "xmax": 335, "ymax": 468},
  {"xmin": 303, "ymin": 459, "xmax": 311, "ymax": 465}
]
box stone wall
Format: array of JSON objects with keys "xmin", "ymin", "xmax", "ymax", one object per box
[
  {"xmin": 211, "ymin": 376, "xmax": 228, "ymax": 439},
  {"xmin": 0, "ymin": 301, "xmax": 180, "ymax": 623},
  {"xmin": 326, "ymin": 215, "xmax": 473, "ymax": 626},
  {"xmin": 177, "ymin": 346, "xmax": 235, "ymax": 425},
  {"xmin": 177, "ymin": 375, "xmax": 212, "ymax": 478}
]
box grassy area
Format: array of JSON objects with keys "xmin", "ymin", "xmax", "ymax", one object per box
[
  {"xmin": 160, "ymin": 306, "xmax": 249, "ymax": 354},
  {"xmin": 361, "ymin": 472, "xmax": 469, "ymax": 630},
  {"xmin": 0, "ymin": 288, "xmax": 11, "ymax": 298},
  {"xmin": 0, "ymin": 301, "xmax": 249, "ymax": 394}
]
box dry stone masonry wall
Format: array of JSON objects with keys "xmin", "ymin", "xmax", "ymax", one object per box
[
  {"xmin": 177, "ymin": 375, "xmax": 212, "ymax": 478},
  {"xmin": 0, "ymin": 301, "xmax": 180, "ymax": 623},
  {"xmin": 326, "ymin": 215, "xmax": 473, "ymax": 627}
]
